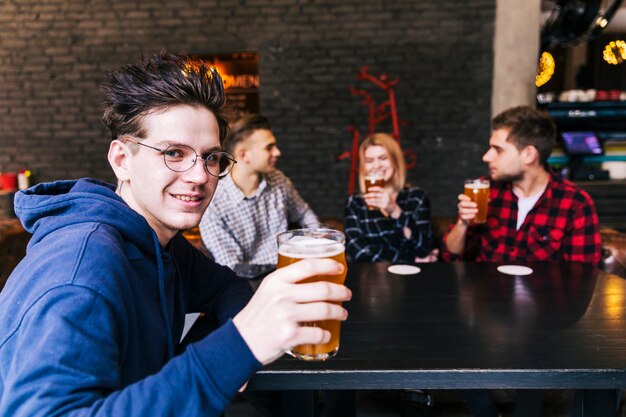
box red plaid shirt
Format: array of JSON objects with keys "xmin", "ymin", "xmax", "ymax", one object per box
[{"xmin": 441, "ymin": 171, "xmax": 601, "ymax": 263}]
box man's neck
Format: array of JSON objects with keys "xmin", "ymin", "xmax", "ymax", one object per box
[
  {"xmin": 512, "ymin": 166, "xmax": 550, "ymax": 198},
  {"xmin": 230, "ymin": 165, "xmax": 262, "ymax": 197}
]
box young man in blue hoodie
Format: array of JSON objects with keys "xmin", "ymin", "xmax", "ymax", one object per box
[{"xmin": 0, "ymin": 51, "xmax": 351, "ymax": 417}]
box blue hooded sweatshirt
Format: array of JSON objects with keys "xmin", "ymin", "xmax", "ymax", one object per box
[{"xmin": 0, "ymin": 178, "xmax": 261, "ymax": 416}]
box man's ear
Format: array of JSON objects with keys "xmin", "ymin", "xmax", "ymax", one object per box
[
  {"xmin": 235, "ymin": 144, "xmax": 249, "ymax": 164},
  {"xmin": 521, "ymin": 145, "xmax": 539, "ymax": 166},
  {"xmin": 108, "ymin": 140, "xmax": 131, "ymax": 181}
]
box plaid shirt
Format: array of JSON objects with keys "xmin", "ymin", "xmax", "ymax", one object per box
[
  {"xmin": 344, "ymin": 187, "xmax": 433, "ymax": 263},
  {"xmin": 441, "ymin": 171, "xmax": 601, "ymax": 263},
  {"xmin": 199, "ymin": 170, "xmax": 320, "ymax": 268}
]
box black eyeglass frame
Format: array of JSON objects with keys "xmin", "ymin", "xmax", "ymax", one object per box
[{"xmin": 122, "ymin": 137, "xmax": 237, "ymax": 179}]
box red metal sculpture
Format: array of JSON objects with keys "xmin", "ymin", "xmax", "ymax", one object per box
[
  {"xmin": 341, "ymin": 66, "xmax": 413, "ymax": 195},
  {"xmin": 356, "ymin": 66, "xmax": 401, "ymax": 140}
]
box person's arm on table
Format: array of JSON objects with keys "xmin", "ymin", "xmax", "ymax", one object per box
[
  {"xmin": 442, "ymin": 194, "xmax": 477, "ymax": 257},
  {"xmin": 444, "ymin": 221, "xmax": 469, "ymax": 255}
]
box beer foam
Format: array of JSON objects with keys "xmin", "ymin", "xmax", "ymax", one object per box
[
  {"xmin": 465, "ymin": 182, "xmax": 489, "ymax": 189},
  {"xmin": 278, "ymin": 236, "xmax": 344, "ymax": 258}
]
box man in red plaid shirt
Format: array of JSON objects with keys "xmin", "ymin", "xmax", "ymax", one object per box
[
  {"xmin": 442, "ymin": 105, "xmax": 601, "ymax": 264},
  {"xmin": 442, "ymin": 106, "xmax": 606, "ymax": 417}
]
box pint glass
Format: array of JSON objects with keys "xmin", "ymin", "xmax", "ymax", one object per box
[
  {"xmin": 464, "ymin": 179, "xmax": 490, "ymax": 224},
  {"xmin": 364, "ymin": 173, "xmax": 384, "ymax": 210},
  {"xmin": 276, "ymin": 228, "xmax": 348, "ymax": 361}
]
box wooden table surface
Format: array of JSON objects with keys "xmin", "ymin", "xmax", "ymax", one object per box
[{"xmin": 249, "ymin": 261, "xmax": 626, "ymax": 391}]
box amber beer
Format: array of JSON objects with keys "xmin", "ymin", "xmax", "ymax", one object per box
[
  {"xmin": 276, "ymin": 228, "xmax": 347, "ymax": 361},
  {"xmin": 364, "ymin": 174, "xmax": 384, "ymax": 210},
  {"xmin": 464, "ymin": 179, "xmax": 490, "ymax": 224}
]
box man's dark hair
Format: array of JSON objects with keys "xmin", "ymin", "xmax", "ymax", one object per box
[
  {"xmin": 102, "ymin": 50, "xmax": 229, "ymax": 145},
  {"xmin": 492, "ymin": 105, "xmax": 557, "ymax": 165},
  {"xmin": 224, "ymin": 114, "xmax": 272, "ymax": 154}
]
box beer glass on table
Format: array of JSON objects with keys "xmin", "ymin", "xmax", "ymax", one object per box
[
  {"xmin": 364, "ymin": 172, "xmax": 384, "ymax": 210},
  {"xmin": 464, "ymin": 179, "xmax": 490, "ymax": 224},
  {"xmin": 276, "ymin": 228, "xmax": 348, "ymax": 361}
]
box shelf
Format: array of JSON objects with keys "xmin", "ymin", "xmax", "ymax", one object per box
[
  {"xmin": 548, "ymin": 155, "xmax": 626, "ymax": 164},
  {"xmin": 543, "ymin": 101, "xmax": 626, "ymax": 132},
  {"xmin": 544, "ymin": 100, "xmax": 626, "ymax": 111}
]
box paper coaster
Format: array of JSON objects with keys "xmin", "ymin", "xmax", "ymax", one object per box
[
  {"xmin": 497, "ymin": 265, "xmax": 533, "ymax": 276},
  {"xmin": 387, "ymin": 264, "xmax": 421, "ymax": 275}
]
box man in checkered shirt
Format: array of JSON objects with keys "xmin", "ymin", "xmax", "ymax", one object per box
[
  {"xmin": 442, "ymin": 105, "xmax": 601, "ymax": 264},
  {"xmin": 442, "ymin": 106, "xmax": 604, "ymax": 417},
  {"xmin": 199, "ymin": 114, "xmax": 320, "ymax": 270}
]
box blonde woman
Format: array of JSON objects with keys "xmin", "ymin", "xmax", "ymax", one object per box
[{"xmin": 344, "ymin": 133, "xmax": 436, "ymax": 263}]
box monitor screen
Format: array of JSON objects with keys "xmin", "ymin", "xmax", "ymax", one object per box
[{"xmin": 561, "ymin": 132, "xmax": 603, "ymax": 156}]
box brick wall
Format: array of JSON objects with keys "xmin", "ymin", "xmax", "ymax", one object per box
[{"xmin": 0, "ymin": 0, "xmax": 495, "ymax": 219}]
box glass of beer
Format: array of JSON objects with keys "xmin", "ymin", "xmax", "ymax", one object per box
[
  {"xmin": 276, "ymin": 228, "xmax": 348, "ymax": 361},
  {"xmin": 464, "ymin": 179, "xmax": 490, "ymax": 224},
  {"xmin": 364, "ymin": 172, "xmax": 384, "ymax": 210}
]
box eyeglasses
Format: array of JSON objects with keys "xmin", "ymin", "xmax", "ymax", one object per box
[{"xmin": 123, "ymin": 137, "xmax": 236, "ymax": 178}]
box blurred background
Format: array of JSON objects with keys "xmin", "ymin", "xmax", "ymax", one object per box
[{"xmin": 1, "ymin": 0, "xmax": 625, "ymax": 223}]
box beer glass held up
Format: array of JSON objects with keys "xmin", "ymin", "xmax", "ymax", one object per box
[
  {"xmin": 364, "ymin": 173, "xmax": 384, "ymax": 210},
  {"xmin": 276, "ymin": 228, "xmax": 348, "ymax": 361},
  {"xmin": 464, "ymin": 179, "xmax": 490, "ymax": 224}
]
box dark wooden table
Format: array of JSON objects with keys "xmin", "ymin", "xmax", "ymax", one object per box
[{"xmin": 249, "ymin": 261, "xmax": 626, "ymax": 392}]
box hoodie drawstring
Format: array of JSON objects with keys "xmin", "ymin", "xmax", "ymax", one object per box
[{"xmin": 152, "ymin": 232, "xmax": 175, "ymax": 360}]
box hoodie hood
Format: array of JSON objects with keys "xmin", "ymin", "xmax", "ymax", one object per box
[
  {"xmin": 0, "ymin": 177, "xmax": 260, "ymax": 416},
  {"xmin": 14, "ymin": 178, "xmax": 155, "ymax": 255},
  {"xmin": 13, "ymin": 177, "xmax": 175, "ymax": 358}
]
